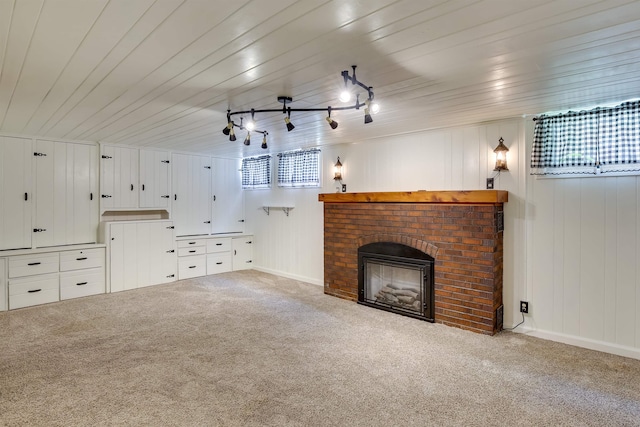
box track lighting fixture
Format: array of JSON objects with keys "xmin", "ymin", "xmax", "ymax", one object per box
[
  {"xmin": 326, "ymin": 106, "xmax": 338, "ymax": 129},
  {"xmin": 222, "ymin": 65, "xmax": 377, "ymax": 144}
]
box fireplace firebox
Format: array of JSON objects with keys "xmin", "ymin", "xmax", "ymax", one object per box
[{"xmin": 358, "ymin": 242, "xmax": 434, "ymax": 322}]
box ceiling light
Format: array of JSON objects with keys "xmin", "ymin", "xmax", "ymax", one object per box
[
  {"xmin": 326, "ymin": 106, "xmax": 338, "ymax": 129},
  {"xmin": 245, "ymin": 109, "xmax": 256, "ymax": 131},
  {"xmin": 284, "ymin": 107, "xmax": 295, "ymax": 131},
  {"xmin": 224, "ymin": 66, "xmax": 376, "ymax": 145}
]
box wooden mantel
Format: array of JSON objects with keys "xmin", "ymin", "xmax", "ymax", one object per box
[{"xmin": 318, "ymin": 190, "xmax": 508, "ymax": 204}]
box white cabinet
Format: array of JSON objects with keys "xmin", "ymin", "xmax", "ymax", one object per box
[
  {"xmin": 206, "ymin": 238, "xmax": 232, "ymax": 275},
  {"xmin": 34, "ymin": 140, "xmax": 99, "ymax": 247},
  {"xmin": 177, "ymin": 239, "xmax": 207, "ymax": 280},
  {"xmin": 139, "ymin": 149, "xmax": 171, "ymax": 209},
  {"xmin": 232, "ymin": 236, "xmax": 253, "ymax": 270},
  {"xmin": 4, "ymin": 245, "xmax": 105, "ymax": 309},
  {"xmin": 211, "ymin": 157, "xmax": 244, "ymax": 234},
  {"xmin": 172, "ymin": 153, "xmax": 211, "ymax": 236},
  {"xmin": 100, "ymin": 145, "xmax": 139, "ymax": 209},
  {"xmin": 102, "ymin": 220, "xmax": 176, "ymax": 293},
  {"xmin": 0, "ymin": 136, "xmax": 32, "ymax": 250}
]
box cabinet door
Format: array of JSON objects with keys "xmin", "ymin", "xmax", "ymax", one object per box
[
  {"xmin": 171, "ymin": 153, "xmax": 190, "ymax": 235},
  {"xmin": 0, "ymin": 136, "xmax": 32, "ymax": 250},
  {"xmin": 161, "ymin": 221, "xmax": 176, "ymax": 283},
  {"xmin": 109, "ymin": 222, "xmax": 139, "ymax": 292},
  {"xmin": 0, "ymin": 258, "xmax": 6, "ymax": 311},
  {"xmin": 100, "ymin": 146, "xmax": 139, "ymax": 209},
  {"xmin": 232, "ymin": 236, "xmax": 253, "ymax": 270},
  {"xmin": 172, "ymin": 154, "xmax": 211, "ymax": 236},
  {"xmin": 70, "ymin": 143, "xmax": 99, "ymax": 243},
  {"xmin": 211, "ymin": 158, "xmax": 244, "ymax": 234},
  {"xmin": 34, "ymin": 141, "xmax": 98, "ymax": 247},
  {"xmin": 139, "ymin": 149, "xmax": 170, "ymax": 209}
]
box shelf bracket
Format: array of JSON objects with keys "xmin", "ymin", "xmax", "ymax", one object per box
[
  {"xmin": 263, "ymin": 207, "xmax": 270, "ymax": 215},
  {"xmin": 282, "ymin": 207, "xmax": 291, "ymax": 216}
]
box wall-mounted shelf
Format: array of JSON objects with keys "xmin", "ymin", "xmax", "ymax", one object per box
[{"xmin": 263, "ymin": 206, "xmax": 294, "ymax": 216}]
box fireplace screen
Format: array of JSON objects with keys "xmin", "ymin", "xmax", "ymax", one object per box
[{"xmin": 358, "ymin": 242, "xmax": 434, "ymax": 322}]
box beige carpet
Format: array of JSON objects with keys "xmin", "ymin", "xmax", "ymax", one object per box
[{"xmin": 1, "ymin": 270, "xmax": 639, "ymax": 426}]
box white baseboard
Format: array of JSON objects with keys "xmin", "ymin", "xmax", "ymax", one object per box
[
  {"xmin": 253, "ymin": 266, "xmax": 323, "ymax": 287},
  {"xmin": 513, "ymin": 326, "xmax": 640, "ymax": 361}
]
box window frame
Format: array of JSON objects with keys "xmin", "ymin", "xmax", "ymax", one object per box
[
  {"xmin": 241, "ymin": 155, "xmax": 272, "ymax": 190},
  {"xmin": 276, "ymin": 148, "xmax": 322, "ymax": 189}
]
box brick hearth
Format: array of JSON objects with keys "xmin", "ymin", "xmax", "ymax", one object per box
[{"xmin": 318, "ymin": 191, "xmax": 507, "ymax": 335}]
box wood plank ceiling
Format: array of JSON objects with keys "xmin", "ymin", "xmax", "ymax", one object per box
[{"xmin": 1, "ymin": 0, "xmax": 639, "ymax": 158}]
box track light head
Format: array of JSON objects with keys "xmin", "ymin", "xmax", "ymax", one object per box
[
  {"xmin": 243, "ymin": 132, "xmax": 250, "ymax": 146},
  {"xmin": 284, "ymin": 107, "xmax": 295, "ymax": 131},
  {"xmin": 222, "ymin": 122, "xmax": 232, "ymax": 135},
  {"xmin": 229, "ymin": 127, "xmax": 236, "ymax": 141},
  {"xmin": 261, "ymin": 134, "xmax": 268, "ymax": 149},
  {"xmin": 364, "ymin": 107, "xmax": 373, "ymax": 124},
  {"xmin": 326, "ymin": 106, "xmax": 338, "ymax": 129}
]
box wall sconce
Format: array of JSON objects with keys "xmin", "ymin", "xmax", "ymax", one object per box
[
  {"xmin": 493, "ymin": 137, "xmax": 509, "ymax": 171},
  {"xmin": 333, "ymin": 157, "xmax": 343, "ymax": 181}
]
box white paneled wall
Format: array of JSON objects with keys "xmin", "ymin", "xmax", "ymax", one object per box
[
  {"xmin": 245, "ymin": 119, "xmax": 526, "ymax": 322},
  {"xmin": 245, "ymin": 117, "xmax": 640, "ymax": 358}
]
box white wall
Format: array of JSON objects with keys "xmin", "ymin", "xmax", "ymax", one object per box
[
  {"xmin": 244, "ymin": 118, "xmax": 527, "ymax": 324},
  {"xmin": 246, "ymin": 117, "xmax": 640, "ymax": 360},
  {"xmin": 524, "ymin": 123, "xmax": 640, "ymax": 359}
]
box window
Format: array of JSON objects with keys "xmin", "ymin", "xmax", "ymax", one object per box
[
  {"xmin": 242, "ymin": 155, "xmax": 271, "ymax": 189},
  {"xmin": 531, "ymin": 100, "xmax": 640, "ymax": 176},
  {"xmin": 277, "ymin": 148, "xmax": 321, "ymax": 188}
]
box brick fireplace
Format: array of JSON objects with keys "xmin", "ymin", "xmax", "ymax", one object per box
[{"xmin": 318, "ymin": 190, "xmax": 508, "ymax": 335}]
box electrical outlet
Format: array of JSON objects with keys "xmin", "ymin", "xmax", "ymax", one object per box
[
  {"xmin": 486, "ymin": 178, "xmax": 494, "ymax": 189},
  {"xmin": 342, "ymin": 184, "xmax": 347, "ymax": 192},
  {"xmin": 520, "ymin": 301, "xmax": 529, "ymax": 314}
]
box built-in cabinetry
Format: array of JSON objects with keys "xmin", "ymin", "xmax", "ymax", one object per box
[
  {"xmin": 0, "ymin": 136, "xmax": 33, "ymax": 250},
  {"xmin": 100, "ymin": 145, "xmax": 172, "ymax": 212},
  {"xmin": 34, "ymin": 140, "xmax": 99, "ymax": 247},
  {"xmin": 100, "ymin": 220, "xmax": 176, "ymax": 293},
  {"xmin": 0, "ymin": 244, "xmax": 105, "ymax": 310},
  {"xmin": 172, "ymin": 153, "xmax": 211, "ymax": 236},
  {"xmin": 176, "ymin": 235, "xmax": 252, "ymax": 279}
]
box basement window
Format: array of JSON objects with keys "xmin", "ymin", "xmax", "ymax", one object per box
[
  {"xmin": 531, "ymin": 100, "xmax": 640, "ymax": 176},
  {"xmin": 277, "ymin": 148, "xmax": 321, "ymax": 188},
  {"xmin": 242, "ymin": 155, "xmax": 271, "ymax": 189}
]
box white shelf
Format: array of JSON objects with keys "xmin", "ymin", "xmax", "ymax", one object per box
[{"xmin": 262, "ymin": 206, "xmax": 294, "ymax": 216}]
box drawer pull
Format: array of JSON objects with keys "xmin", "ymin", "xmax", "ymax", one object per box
[
  {"xmin": 76, "ymin": 282, "xmax": 88, "ymax": 286},
  {"xmin": 27, "ymin": 262, "xmax": 41, "ymax": 266},
  {"xmin": 216, "ymin": 262, "xmax": 223, "ymax": 265},
  {"xmin": 246, "ymin": 241, "xmax": 252, "ymax": 244},
  {"xmin": 246, "ymin": 260, "xmax": 252, "ymax": 263},
  {"xmin": 76, "ymin": 257, "xmax": 88, "ymax": 261},
  {"xmin": 188, "ymin": 266, "xmax": 196, "ymax": 269},
  {"xmin": 28, "ymin": 289, "xmax": 42, "ymax": 293},
  {"xmin": 166, "ymin": 249, "xmax": 175, "ymax": 253},
  {"xmin": 188, "ymin": 250, "xmax": 196, "ymax": 253},
  {"xmin": 216, "ymin": 243, "xmax": 222, "ymax": 246}
]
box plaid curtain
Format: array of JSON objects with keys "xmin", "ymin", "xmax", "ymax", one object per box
[
  {"xmin": 277, "ymin": 149, "xmax": 321, "ymax": 188},
  {"xmin": 531, "ymin": 100, "xmax": 640, "ymax": 175},
  {"xmin": 242, "ymin": 155, "xmax": 271, "ymax": 189}
]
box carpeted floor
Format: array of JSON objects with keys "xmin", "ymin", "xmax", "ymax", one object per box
[{"xmin": 1, "ymin": 270, "xmax": 639, "ymax": 426}]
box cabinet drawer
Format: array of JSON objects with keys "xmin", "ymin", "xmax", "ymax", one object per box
[
  {"xmin": 60, "ymin": 268, "xmax": 105, "ymax": 300},
  {"xmin": 177, "ymin": 239, "xmax": 206, "ymax": 249},
  {"xmin": 207, "ymin": 253, "xmax": 232, "ymax": 275},
  {"xmin": 9, "ymin": 253, "xmax": 59, "ymax": 278},
  {"xmin": 60, "ymin": 248, "xmax": 105, "ymax": 271},
  {"xmin": 206, "ymin": 238, "xmax": 231, "ymax": 253},
  {"xmin": 178, "ymin": 246, "xmax": 206, "ymax": 257},
  {"xmin": 9, "ymin": 274, "xmax": 59, "ymax": 309},
  {"xmin": 178, "ymin": 255, "xmax": 206, "ymax": 280}
]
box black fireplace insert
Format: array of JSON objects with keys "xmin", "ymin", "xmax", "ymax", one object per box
[{"xmin": 358, "ymin": 242, "xmax": 434, "ymax": 322}]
